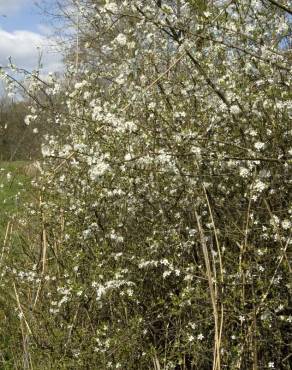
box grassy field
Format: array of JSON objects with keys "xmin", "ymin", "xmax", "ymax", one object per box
[
  {"xmin": 0, "ymin": 161, "xmax": 32, "ymax": 367},
  {"xmin": 0, "ymin": 161, "xmax": 31, "ymax": 239}
]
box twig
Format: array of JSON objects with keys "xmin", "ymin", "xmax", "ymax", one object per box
[
  {"xmin": 195, "ymin": 211, "xmax": 221, "ymax": 370},
  {"xmin": 33, "ymin": 194, "xmax": 48, "ymax": 307},
  {"xmin": 13, "ymin": 283, "xmax": 32, "ymax": 335}
]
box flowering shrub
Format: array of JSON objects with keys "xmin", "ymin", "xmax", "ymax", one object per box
[{"xmin": 1, "ymin": 0, "xmax": 291, "ymax": 369}]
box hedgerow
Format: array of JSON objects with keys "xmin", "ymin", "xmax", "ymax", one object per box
[{"xmin": 0, "ymin": 1, "xmax": 291, "ymax": 369}]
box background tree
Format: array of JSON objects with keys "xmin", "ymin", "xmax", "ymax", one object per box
[{"xmin": 0, "ymin": 94, "xmax": 36, "ymax": 160}]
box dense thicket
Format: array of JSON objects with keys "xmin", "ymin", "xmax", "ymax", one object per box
[{"xmin": 0, "ymin": 0, "xmax": 291, "ymax": 369}]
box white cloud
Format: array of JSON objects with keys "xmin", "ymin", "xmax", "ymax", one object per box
[{"xmin": 0, "ymin": 28, "xmax": 63, "ymax": 73}]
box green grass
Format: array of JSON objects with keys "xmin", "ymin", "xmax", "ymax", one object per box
[
  {"xmin": 0, "ymin": 161, "xmax": 33, "ymax": 368},
  {"xmin": 0, "ymin": 161, "xmax": 31, "ymax": 239}
]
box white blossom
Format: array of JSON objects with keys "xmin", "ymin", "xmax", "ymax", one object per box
[
  {"xmin": 254, "ymin": 142, "xmax": 265, "ymax": 151},
  {"xmin": 105, "ymin": 2, "xmax": 118, "ymax": 12},
  {"xmin": 89, "ymin": 161, "xmax": 110, "ymax": 180},
  {"xmin": 115, "ymin": 33, "xmax": 127, "ymax": 46},
  {"xmin": 230, "ymin": 105, "xmax": 241, "ymax": 115},
  {"xmin": 281, "ymin": 219, "xmax": 291, "ymax": 230}
]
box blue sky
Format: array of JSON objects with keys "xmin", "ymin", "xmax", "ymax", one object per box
[
  {"xmin": 0, "ymin": 0, "xmax": 43, "ymax": 33},
  {"xmin": 0, "ymin": 0, "xmax": 63, "ymax": 74}
]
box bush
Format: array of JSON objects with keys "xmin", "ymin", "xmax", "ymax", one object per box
[{"xmin": 1, "ymin": 1, "xmax": 291, "ymax": 369}]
